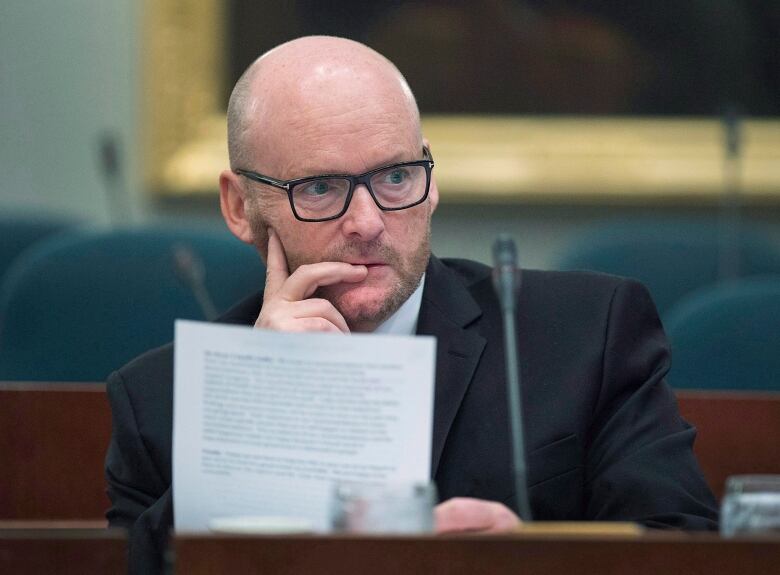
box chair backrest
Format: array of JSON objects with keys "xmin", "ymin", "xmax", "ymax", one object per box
[
  {"xmin": 0, "ymin": 214, "xmax": 78, "ymax": 281},
  {"xmin": 556, "ymin": 218, "xmax": 780, "ymax": 315},
  {"xmin": 0, "ymin": 226, "xmax": 266, "ymax": 382},
  {"xmin": 664, "ymin": 277, "xmax": 780, "ymax": 390}
]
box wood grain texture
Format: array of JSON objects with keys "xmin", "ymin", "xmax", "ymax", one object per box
[
  {"xmin": 0, "ymin": 385, "xmax": 776, "ymax": 521},
  {"xmin": 677, "ymin": 391, "xmax": 780, "ymax": 500},
  {"xmin": 0, "ymin": 384, "xmax": 111, "ymax": 520},
  {"xmin": 174, "ymin": 533, "xmax": 780, "ymax": 575},
  {"xmin": 0, "ymin": 527, "xmax": 125, "ymax": 575}
]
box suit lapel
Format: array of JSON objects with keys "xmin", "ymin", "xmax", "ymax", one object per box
[{"xmin": 417, "ymin": 257, "xmax": 486, "ymax": 477}]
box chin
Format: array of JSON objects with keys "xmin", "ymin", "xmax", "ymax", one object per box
[
  {"xmin": 334, "ymin": 285, "xmax": 390, "ymax": 327},
  {"xmin": 316, "ymin": 269, "xmax": 421, "ymax": 332}
]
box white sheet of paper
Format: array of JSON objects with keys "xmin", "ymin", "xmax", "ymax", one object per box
[{"xmin": 172, "ymin": 320, "xmax": 436, "ymax": 533}]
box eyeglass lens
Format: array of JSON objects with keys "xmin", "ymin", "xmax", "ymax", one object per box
[{"xmin": 291, "ymin": 164, "xmax": 428, "ymax": 220}]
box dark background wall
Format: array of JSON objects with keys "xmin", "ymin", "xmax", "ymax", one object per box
[{"xmin": 229, "ymin": 1, "xmax": 780, "ymax": 116}]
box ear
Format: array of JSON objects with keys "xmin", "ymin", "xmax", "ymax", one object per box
[
  {"xmin": 423, "ymin": 137, "xmax": 439, "ymax": 213},
  {"xmin": 220, "ymin": 170, "xmax": 256, "ymax": 244}
]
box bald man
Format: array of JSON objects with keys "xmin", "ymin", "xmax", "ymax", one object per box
[{"xmin": 106, "ymin": 37, "xmax": 717, "ymax": 574}]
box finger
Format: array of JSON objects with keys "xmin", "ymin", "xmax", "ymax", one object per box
[
  {"xmin": 434, "ymin": 498, "xmax": 520, "ymax": 534},
  {"xmin": 483, "ymin": 503, "xmax": 522, "ymax": 532},
  {"xmin": 280, "ymin": 262, "xmax": 368, "ymax": 301},
  {"xmin": 434, "ymin": 498, "xmax": 493, "ymax": 533},
  {"xmin": 263, "ymin": 229, "xmax": 290, "ymax": 296},
  {"xmin": 291, "ymin": 298, "xmax": 350, "ymax": 333},
  {"xmin": 291, "ymin": 317, "xmax": 343, "ymax": 333}
]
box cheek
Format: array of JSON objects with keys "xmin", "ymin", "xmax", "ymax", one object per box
[
  {"xmin": 246, "ymin": 197, "xmax": 285, "ymax": 261},
  {"xmin": 246, "ymin": 211, "xmax": 270, "ymax": 258},
  {"xmin": 278, "ymin": 222, "xmax": 334, "ymax": 270},
  {"xmin": 393, "ymin": 206, "xmax": 432, "ymax": 252}
]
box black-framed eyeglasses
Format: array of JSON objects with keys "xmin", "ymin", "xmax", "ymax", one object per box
[{"xmin": 235, "ymin": 147, "xmax": 434, "ymax": 222}]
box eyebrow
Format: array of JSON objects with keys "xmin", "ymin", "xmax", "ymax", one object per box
[{"xmin": 295, "ymin": 151, "xmax": 415, "ymax": 179}]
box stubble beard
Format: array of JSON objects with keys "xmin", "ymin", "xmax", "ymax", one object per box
[{"xmin": 312, "ymin": 231, "xmax": 431, "ymax": 332}]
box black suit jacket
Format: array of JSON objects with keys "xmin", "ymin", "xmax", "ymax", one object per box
[{"xmin": 105, "ymin": 256, "xmax": 718, "ymax": 574}]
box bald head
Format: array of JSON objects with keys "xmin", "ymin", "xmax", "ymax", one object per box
[{"xmin": 227, "ymin": 36, "xmax": 421, "ymax": 172}]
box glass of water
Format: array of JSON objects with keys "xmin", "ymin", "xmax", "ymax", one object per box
[
  {"xmin": 330, "ymin": 481, "xmax": 437, "ymax": 534},
  {"xmin": 721, "ymin": 475, "xmax": 780, "ymax": 537}
]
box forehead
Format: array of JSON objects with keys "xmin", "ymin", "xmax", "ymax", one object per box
[{"xmin": 247, "ymin": 65, "xmax": 421, "ymax": 178}]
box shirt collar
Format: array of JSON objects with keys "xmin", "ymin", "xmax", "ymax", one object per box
[{"xmin": 373, "ymin": 273, "xmax": 426, "ymax": 336}]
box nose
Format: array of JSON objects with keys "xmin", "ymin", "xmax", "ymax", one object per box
[{"xmin": 340, "ymin": 184, "xmax": 385, "ymax": 240}]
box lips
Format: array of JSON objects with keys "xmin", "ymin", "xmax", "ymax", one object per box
[
  {"xmin": 345, "ymin": 261, "xmax": 386, "ymax": 267},
  {"xmin": 350, "ymin": 261, "xmax": 389, "ymax": 277}
]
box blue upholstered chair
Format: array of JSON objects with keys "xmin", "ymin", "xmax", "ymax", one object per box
[
  {"xmin": 664, "ymin": 277, "xmax": 780, "ymax": 390},
  {"xmin": 0, "ymin": 226, "xmax": 266, "ymax": 381},
  {"xmin": 556, "ymin": 219, "xmax": 780, "ymax": 317},
  {"xmin": 0, "ymin": 214, "xmax": 79, "ymax": 281}
]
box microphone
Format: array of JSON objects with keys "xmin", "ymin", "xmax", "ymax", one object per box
[
  {"xmin": 492, "ymin": 235, "xmax": 532, "ymax": 521},
  {"xmin": 171, "ymin": 243, "xmax": 219, "ymax": 321},
  {"xmin": 493, "ymin": 235, "xmax": 522, "ymax": 311},
  {"xmin": 718, "ymin": 106, "xmax": 743, "ymax": 281},
  {"xmin": 97, "ymin": 131, "xmax": 129, "ymax": 227}
]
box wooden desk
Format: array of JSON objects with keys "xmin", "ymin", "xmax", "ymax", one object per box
[
  {"xmin": 0, "ymin": 523, "xmax": 126, "ymax": 575},
  {"xmin": 0, "ymin": 383, "xmax": 111, "ymax": 520},
  {"xmin": 676, "ymin": 391, "xmax": 780, "ymax": 500},
  {"xmin": 173, "ymin": 533, "xmax": 780, "ymax": 575}
]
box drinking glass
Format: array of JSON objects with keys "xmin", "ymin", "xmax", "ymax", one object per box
[
  {"xmin": 720, "ymin": 475, "xmax": 780, "ymax": 536},
  {"xmin": 330, "ymin": 481, "xmax": 437, "ymax": 534}
]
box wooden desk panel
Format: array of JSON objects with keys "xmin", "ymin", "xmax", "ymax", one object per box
[
  {"xmin": 0, "ymin": 525, "xmax": 126, "ymax": 575},
  {"xmin": 0, "ymin": 385, "xmax": 776, "ymax": 521},
  {"xmin": 174, "ymin": 534, "xmax": 780, "ymax": 575},
  {"xmin": 0, "ymin": 384, "xmax": 111, "ymax": 520},
  {"xmin": 676, "ymin": 391, "xmax": 780, "ymax": 500}
]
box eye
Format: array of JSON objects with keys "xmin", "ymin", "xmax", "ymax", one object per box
[
  {"xmin": 301, "ymin": 179, "xmax": 332, "ymax": 196},
  {"xmin": 382, "ymin": 168, "xmax": 410, "ymax": 185}
]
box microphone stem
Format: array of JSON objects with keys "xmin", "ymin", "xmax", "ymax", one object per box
[
  {"xmin": 191, "ymin": 282, "xmax": 219, "ymax": 322},
  {"xmin": 718, "ymin": 107, "xmax": 742, "ymax": 281},
  {"xmin": 501, "ymin": 297, "xmax": 533, "ymax": 522}
]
